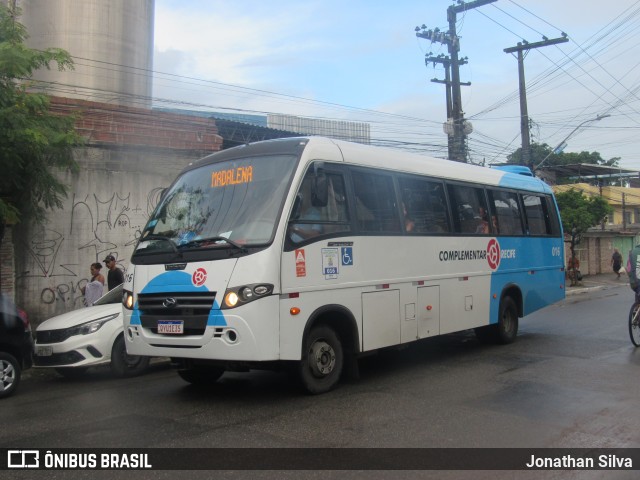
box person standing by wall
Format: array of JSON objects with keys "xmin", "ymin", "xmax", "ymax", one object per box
[
  {"xmin": 81, "ymin": 262, "xmax": 105, "ymax": 307},
  {"xmin": 103, "ymin": 255, "xmax": 124, "ymax": 291},
  {"xmin": 611, "ymin": 248, "xmax": 623, "ymax": 279}
]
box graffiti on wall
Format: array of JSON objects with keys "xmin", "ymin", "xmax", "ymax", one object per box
[
  {"xmin": 40, "ymin": 278, "xmax": 89, "ymax": 309},
  {"xmin": 19, "ymin": 188, "xmax": 164, "ymax": 308},
  {"xmin": 71, "ymin": 191, "xmax": 139, "ymax": 261}
]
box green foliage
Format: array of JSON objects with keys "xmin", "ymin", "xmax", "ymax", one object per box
[
  {"xmin": 507, "ymin": 143, "xmax": 620, "ymax": 169},
  {"xmin": 555, "ymin": 189, "xmax": 613, "ymax": 236},
  {"xmin": 507, "ymin": 143, "xmax": 554, "ymax": 167},
  {"xmin": 0, "ymin": 4, "xmax": 81, "ymax": 225}
]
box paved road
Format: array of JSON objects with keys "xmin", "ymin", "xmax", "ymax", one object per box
[{"xmin": 2, "ymin": 284, "xmax": 639, "ymax": 479}]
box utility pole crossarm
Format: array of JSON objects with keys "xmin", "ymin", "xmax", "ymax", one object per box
[
  {"xmin": 451, "ymin": 0, "xmax": 498, "ymax": 14},
  {"xmin": 504, "ymin": 36, "xmax": 569, "ymax": 53}
]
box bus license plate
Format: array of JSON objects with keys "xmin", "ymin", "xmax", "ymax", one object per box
[
  {"xmin": 36, "ymin": 346, "xmax": 52, "ymax": 356},
  {"xmin": 158, "ymin": 320, "xmax": 184, "ymax": 334}
]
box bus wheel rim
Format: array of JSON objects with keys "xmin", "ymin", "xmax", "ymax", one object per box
[{"xmin": 309, "ymin": 340, "xmax": 336, "ymax": 377}]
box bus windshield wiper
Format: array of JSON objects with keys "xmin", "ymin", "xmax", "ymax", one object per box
[
  {"xmin": 141, "ymin": 234, "xmax": 182, "ymax": 257},
  {"xmin": 179, "ymin": 236, "xmax": 247, "ymax": 252}
]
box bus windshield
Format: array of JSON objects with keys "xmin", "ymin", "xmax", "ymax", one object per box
[{"xmin": 135, "ymin": 154, "xmax": 298, "ymax": 256}]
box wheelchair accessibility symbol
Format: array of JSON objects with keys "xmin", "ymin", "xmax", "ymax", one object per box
[{"xmin": 341, "ymin": 247, "xmax": 353, "ymax": 266}]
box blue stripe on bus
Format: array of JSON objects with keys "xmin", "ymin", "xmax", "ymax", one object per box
[
  {"xmin": 129, "ymin": 271, "xmax": 227, "ymax": 327},
  {"xmin": 489, "ymin": 237, "xmax": 565, "ymax": 324}
]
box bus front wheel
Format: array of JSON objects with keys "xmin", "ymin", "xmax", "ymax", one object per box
[
  {"xmin": 299, "ymin": 325, "xmax": 343, "ymax": 394},
  {"xmin": 177, "ymin": 367, "xmax": 225, "ymax": 385}
]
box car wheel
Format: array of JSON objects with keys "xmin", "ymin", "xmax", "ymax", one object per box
[
  {"xmin": 0, "ymin": 352, "xmax": 21, "ymax": 399},
  {"xmin": 110, "ymin": 335, "xmax": 150, "ymax": 378}
]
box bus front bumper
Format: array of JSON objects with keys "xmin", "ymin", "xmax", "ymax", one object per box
[{"xmin": 123, "ymin": 295, "xmax": 281, "ymax": 362}]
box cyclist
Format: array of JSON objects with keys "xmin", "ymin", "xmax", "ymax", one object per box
[
  {"xmin": 628, "ymin": 244, "xmax": 640, "ymax": 347},
  {"xmin": 627, "ymin": 244, "xmax": 640, "ymax": 296}
]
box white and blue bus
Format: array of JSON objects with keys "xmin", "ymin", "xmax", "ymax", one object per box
[{"xmin": 122, "ymin": 137, "xmax": 565, "ymax": 393}]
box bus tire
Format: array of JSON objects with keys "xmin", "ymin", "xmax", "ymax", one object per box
[
  {"xmin": 110, "ymin": 335, "xmax": 150, "ymax": 378},
  {"xmin": 177, "ymin": 367, "xmax": 225, "ymax": 385},
  {"xmin": 496, "ymin": 296, "xmax": 518, "ymax": 344},
  {"xmin": 474, "ymin": 297, "xmax": 519, "ymax": 344},
  {"xmin": 298, "ymin": 325, "xmax": 343, "ymax": 394}
]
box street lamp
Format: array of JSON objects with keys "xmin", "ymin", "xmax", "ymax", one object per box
[{"xmin": 534, "ymin": 113, "xmax": 611, "ymax": 171}]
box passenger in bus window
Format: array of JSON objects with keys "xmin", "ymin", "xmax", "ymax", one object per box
[
  {"xmin": 475, "ymin": 206, "xmax": 489, "ymax": 234},
  {"xmin": 289, "ymin": 194, "xmax": 323, "ymax": 242},
  {"xmin": 491, "ymin": 215, "xmax": 500, "ymax": 234},
  {"xmin": 402, "ymin": 203, "xmax": 415, "ymax": 233}
]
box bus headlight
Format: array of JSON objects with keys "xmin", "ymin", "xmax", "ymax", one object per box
[
  {"xmin": 221, "ymin": 283, "xmax": 274, "ymax": 309},
  {"xmin": 123, "ymin": 290, "xmax": 134, "ymax": 310},
  {"xmin": 224, "ymin": 291, "xmax": 239, "ymax": 308}
]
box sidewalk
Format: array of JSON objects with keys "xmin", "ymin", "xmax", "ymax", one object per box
[{"xmin": 565, "ymin": 272, "xmax": 629, "ymax": 296}]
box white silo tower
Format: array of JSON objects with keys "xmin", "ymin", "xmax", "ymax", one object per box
[{"xmin": 15, "ymin": 0, "xmax": 154, "ymax": 107}]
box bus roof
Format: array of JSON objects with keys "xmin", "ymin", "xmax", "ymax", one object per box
[{"xmin": 185, "ymin": 136, "xmax": 553, "ymax": 195}]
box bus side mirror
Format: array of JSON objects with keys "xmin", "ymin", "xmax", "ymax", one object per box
[{"xmin": 312, "ymin": 173, "xmax": 328, "ymax": 207}]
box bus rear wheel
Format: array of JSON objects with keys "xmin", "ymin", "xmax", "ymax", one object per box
[
  {"xmin": 496, "ymin": 297, "xmax": 518, "ymax": 344},
  {"xmin": 299, "ymin": 325, "xmax": 343, "ymax": 394},
  {"xmin": 474, "ymin": 296, "xmax": 518, "ymax": 344}
]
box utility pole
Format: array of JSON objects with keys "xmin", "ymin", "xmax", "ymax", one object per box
[
  {"xmin": 417, "ymin": 0, "xmax": 497, "ymax": 162},
  {"xmin": 504, "ymin": 35, "xmax": 568, "ymax": 170},
  {"xmin": 623, "ymin": 192, "xmax": 627, "ymax": 231},
  {"xmin": 425, "ymin": 54, "xmax": 469, "ymax": 159}
]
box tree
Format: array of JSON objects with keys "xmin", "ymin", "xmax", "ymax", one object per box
[
  {"xmin": 507, "ymin": 142, "xmax": 620, "ymax": 169},
  {"xmin": 0, "ymin": 4, "xmax": 82, "ymax": 226},
  {"xmin": 555, "ymin": 188, "xmax": 612, "ymax": 284}
]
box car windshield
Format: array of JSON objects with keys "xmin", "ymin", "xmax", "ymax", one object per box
[
  {"xmin": 94, "ymin": 284, "xmax": 123, "ymax": 306},
  {"xmin": 134, "ymin": 154, "xmax": 297, "ymax": 256}
]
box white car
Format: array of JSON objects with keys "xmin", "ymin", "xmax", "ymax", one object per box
[{"xmin": 34, "ymin": 284, "xmax": 149, "ymax": 378}]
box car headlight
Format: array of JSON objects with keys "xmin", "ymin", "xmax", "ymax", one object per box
[
  {"xmin": 222, "ymin": 283, "xmax": 274, "ymax": 309},
  {"xmin": 66, "ymin": 313, "xmax": 119, "ymax": 338}
]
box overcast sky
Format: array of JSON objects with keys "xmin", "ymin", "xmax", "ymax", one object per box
[{"xmin": 153, "ymin": 0, "xmax": 640, "ymax": 169}]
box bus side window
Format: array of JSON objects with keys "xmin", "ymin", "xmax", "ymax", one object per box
[
  {"xmin": 352, "ymin": 170, "xmax": 401, "ymax": 233},
  {"xmin": 398, "ymin": 177, "xmax": 450, "ymax": 234},
  {"xmin": 523, "ymin": 194, "xmax": 551, "ymax": 235},
  {"xmin": 488, "ymin": 190, "xmax": 524, "ymax": 235},
  {"xmin": 545, "ymin": 196, "xmax": 562, "ymax": 236},
  {"xmin": 288, "ymin": 169, "xmax": 351, "ymax": 244},
  {"xmin": 447, "ymin": 184, "xmax": 490, "ymax": 234}
]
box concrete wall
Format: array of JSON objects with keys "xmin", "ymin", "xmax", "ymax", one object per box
[
  {"xmin": 567, "ymin": 233, "xmax": 640, "ymax": 278},
  {"xmin": 0, "ymin": 226, "xmax": 15, "ymax": 301},
  {"xmin": 11, "ymin": 98, "xmax": 222, "ymax": 324}
]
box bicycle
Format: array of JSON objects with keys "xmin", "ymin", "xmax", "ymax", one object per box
[{"xmin": 629, "ymin": 293, "xmax": 640, "ymax": 347}]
